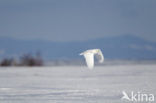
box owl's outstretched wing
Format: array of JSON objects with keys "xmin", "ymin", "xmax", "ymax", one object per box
[{"xmin": 83, "ymin": 53, "xmax": 94, "ymax": 69}]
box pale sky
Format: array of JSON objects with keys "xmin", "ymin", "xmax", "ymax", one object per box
[{"xmin": 0, "ymin": 0, "xmax": 156, "ymax": 42}]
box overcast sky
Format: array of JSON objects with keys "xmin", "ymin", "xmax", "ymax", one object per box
[{"xmin": 0, "ymin": 0, "xmax": 156, "ymax": 42}]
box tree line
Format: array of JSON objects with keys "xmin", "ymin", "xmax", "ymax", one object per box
[{"xmin": 0, "ymin": 53, "xmax": 43, "ymax": 66}]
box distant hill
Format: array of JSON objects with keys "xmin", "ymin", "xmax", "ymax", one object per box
[{"xmin": 0, "ymin": 35, "xmax": 156, "ymax": 60}]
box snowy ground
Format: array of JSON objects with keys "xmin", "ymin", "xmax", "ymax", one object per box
[{"xmin": 0, "ymin": 64, "xmax": 156, "ymax": 103}]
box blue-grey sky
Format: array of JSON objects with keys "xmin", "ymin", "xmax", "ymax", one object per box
[{"xmin": 0, "ymin": 0, "xmax": 156, "ymax": 42}]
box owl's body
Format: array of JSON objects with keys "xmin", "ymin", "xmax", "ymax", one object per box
[{"xmin": 80, "ymin": 49, "xmax": 104, "ymax": 69}]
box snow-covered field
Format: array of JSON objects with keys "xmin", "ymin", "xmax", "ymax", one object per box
[{"xmin": 0, "ymin": 64, "xmax": 156, "ymax": 103}]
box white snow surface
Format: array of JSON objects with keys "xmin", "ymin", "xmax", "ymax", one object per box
[{"xmin": 0, "ymin": 64, "xmax": 156, "ymax": 103}]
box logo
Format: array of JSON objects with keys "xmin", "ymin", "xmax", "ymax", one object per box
[{"xmin": 121, "ymin": 91, "xmax": 154, "ymax": 102}]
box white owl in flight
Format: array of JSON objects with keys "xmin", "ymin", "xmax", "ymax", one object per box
[{"xmin": 80, "ymin": 49, "xmax": 104, "ymax": 69}]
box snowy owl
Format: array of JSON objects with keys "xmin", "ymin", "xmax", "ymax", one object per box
[{"xmin": 80, "ymin": 49, "xmax": 104, "ymax": 69}]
